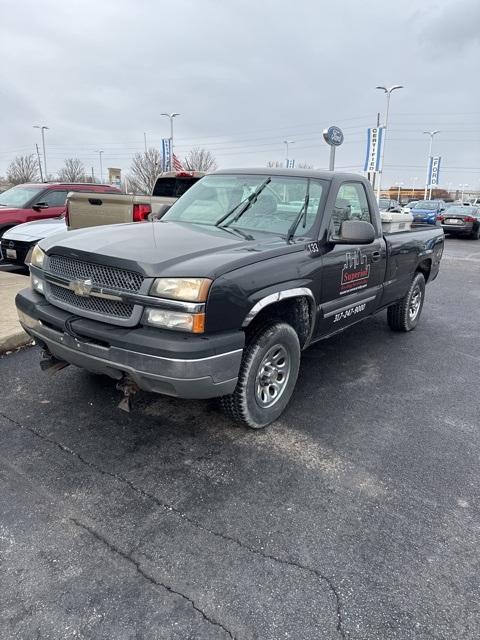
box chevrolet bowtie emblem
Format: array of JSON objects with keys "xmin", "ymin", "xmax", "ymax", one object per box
[{"xmin": 70, "ymin": 278, "xmax": 93, "ymax": 297}]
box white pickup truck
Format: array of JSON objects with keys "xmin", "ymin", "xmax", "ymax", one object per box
[{"xmin": 66, "ymin": 171, "xmax": 205, "ymax": 230}]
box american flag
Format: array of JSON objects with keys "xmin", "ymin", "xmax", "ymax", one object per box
[{"xmin": 172, "ymin": 154, "xmax": 184, "ymax": 171}]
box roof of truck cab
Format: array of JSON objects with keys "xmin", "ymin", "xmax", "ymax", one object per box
[{"xmin": 211, "ymin": 167, "xmax": 365, "ymax": 181}]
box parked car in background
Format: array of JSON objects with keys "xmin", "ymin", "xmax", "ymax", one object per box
[
  {"xmin": 403, "ymin": 200, "xmax": 419, "ymax": 213},
  {"xmin": 410, "ymin": 200, "xmax": 446, "ymax": 225},
  {"xmin": 67, "ymin": 171, "xmax": 205, "ymax": 230},
  {"xmin": 0, "ymin": 182, "xmax": 121, "ymax": 238},
  {"xmin": 439, "ymin": 206, "xmax": 480, "ymax": 239},
  {"xmin": 1, "ymin": 218, "xmax": 67, "ymax": 267},
  {"xmin": 0, "ymin": 182, "xmax": 121, "ymax": 264},
  {"xmin": 379, "ymin": 198, "xmax": 403, "ymax": 213}
]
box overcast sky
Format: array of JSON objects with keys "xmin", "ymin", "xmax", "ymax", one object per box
[{"xmin": 1, "ymin": 0, "xmax": 479, "ymax": 192}]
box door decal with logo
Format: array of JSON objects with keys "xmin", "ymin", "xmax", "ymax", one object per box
[{"xmin": 340, "ymin": 249, "xmax": 370, "ymax": 295}]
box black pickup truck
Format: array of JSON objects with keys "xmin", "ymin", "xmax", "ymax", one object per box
[{"xmin": 16, "ymin": 169, "xmax": 444, "ymax": 428}]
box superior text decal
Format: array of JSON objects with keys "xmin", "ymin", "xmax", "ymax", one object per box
[{"xmin": 340, "ymin": 249, "xmax": 370, "ymax": 295}]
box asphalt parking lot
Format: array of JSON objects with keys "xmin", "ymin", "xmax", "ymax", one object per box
[{"xmin": 1, "ymin": 237, "xmax": 479, "ymax": 640}]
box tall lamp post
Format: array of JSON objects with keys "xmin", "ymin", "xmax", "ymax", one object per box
[
  {"xmin": 396, "ymin": 182, "xmax": 404, "ymax": 202},
  {"xmin": 96, "ymin": 150, "xmax": 104, "ymax": 182},
  {"xmin": 161, "ymin": 112, "xmax": 180, "ymax": 171},
  {"xmin": 33, "ymin": 125, "xmax": 49, "ymax": 181},
  {"xmin": 459, "ymin": 184, "xmax": 469, "ymax": 202},
  {"xmin": 375, "ymin": 85, "xmax": 403, "ymax": 202},
  {"xmin": 411, "ymin": 177, "xmax": 418, "ymax": 199},
  {"xmin": 283, "ymin": 139, "xmax": 295, "ymax": 168},
  {"xmin": 423, "ymin": 130, "xmax": 440, "ymax": 200}
]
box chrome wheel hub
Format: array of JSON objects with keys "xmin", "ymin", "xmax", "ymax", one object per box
[
  {"xmin": 409, "ymin": 286, "xmax": 422, "ymax": 320},
  {"xmin": 255, "ymin": 344, "xmax": 291, "ymax": 408}
]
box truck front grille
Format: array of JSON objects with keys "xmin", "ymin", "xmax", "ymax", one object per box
[
  {"xmin": 45, "ymin": 254, "xmax": 144, "ymax": 325},
  {"xmin": 48, "ymin": 254, "xmax": 143, "ymax": 293},
  {"xmin": 49, "ymin": 284, "xmax": 134, "ymax": 319}
]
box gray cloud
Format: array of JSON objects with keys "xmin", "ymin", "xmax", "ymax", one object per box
[{"xmin": 1, "ymin": 0, "xmax": 479, "ymax": 191}]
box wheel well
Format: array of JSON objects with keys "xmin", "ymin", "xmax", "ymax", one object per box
[
  {"xmin": 244, "ymin": 297, "xmax": 313, "ymax": 348},
  {"xmin": 416, "ymin": 259, "xmax": 432, "ymax": 282}
]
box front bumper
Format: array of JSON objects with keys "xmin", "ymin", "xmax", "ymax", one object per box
[{"xmin": 16, "ymin": 288, "xmax": 244, "ymax": 399}]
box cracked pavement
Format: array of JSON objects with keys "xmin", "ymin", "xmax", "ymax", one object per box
[{"xmin": 1, "ymin": 238, "xmax": 479, "ymax": 639}]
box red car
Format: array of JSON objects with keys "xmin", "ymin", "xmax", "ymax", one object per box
[{"xmin": 0, "ymin": 182, "xmax": 121, "ymax": 237}]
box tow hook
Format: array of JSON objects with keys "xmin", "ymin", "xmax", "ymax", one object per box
[
  {"xmin": 116, "ymin": 376, "xmax": 139, "ymax": 412},
  {"xmin": 39, "ymin": 349, "xmax": 70, "ymax": 373}
]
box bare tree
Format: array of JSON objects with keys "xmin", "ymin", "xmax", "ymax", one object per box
[
  {"xmin": 58, "ymin": 158, "xmax": 87, "ymax": 182},
  {"xmin": 6, "ymin": 154, "xmax": 40, "ymax": 185},
  {"xmin": 183, "ymin": 147, "xmax": 218, "ymax": 172},
  {"xmin": 267, "ymin": 161, "xmax": 284, "ymax": 168},
  {"xmin": 127, "ymin": 148, "xmax": 163, "ymax": 194}
]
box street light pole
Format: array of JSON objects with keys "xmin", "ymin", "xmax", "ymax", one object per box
[
  {"xmin": 33, "ymin": 125, "xmax": 49, "ymax": 181},
  {"xmin": 161, "ymin": 113, "xmax": 180, "ymax": 171},
  {"xmin": 423, "ymin": 130, "xmax": 440, "ymax": 200},
  {"xmin": 397, "ymin": 182, "xmax": 404, "ymax": 202},
  {"xmin": 96, "ymin": 150, "xmax": 104, "ymax": 182},
  {"xmin": 375, "ymin": 85, "xmax": 403, "ymax": 202},
  {"xmin": 283, "ymin": 139, "xmax": 294, "ymax": 168},
  {"xmin": 459, "ymin": 184, "xmax": 468, "ymax": 201},
  {"xmin": 411, "ymin": 177, "xmax": 418, "ymax": 199}
]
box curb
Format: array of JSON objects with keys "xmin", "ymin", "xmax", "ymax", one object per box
[{"xmin": 0, "ymin": 330, "xmax": 33, "ymax": 355}]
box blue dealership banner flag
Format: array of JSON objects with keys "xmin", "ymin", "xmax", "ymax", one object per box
[
  {"xmin": 428, "ymin": 156, "xmax": 441, "ymax": 186},
  {"xmin": 364, "ymin": 127, "xmax": 384, "ymax": 173},
  {"xmin": 161, "ymin": 138, "xmax": 172, "ymax": 172}
]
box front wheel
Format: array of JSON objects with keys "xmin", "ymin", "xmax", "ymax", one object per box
[
  {"xmin": 387, "ymin": 272, "xmax": 426, "ymax": 332},
  {"xmin": 221, "ymin": 323, "xmax": 301, "ymax": 429}
]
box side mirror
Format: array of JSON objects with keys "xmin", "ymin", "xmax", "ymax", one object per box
[
  {"xmin": 32, "ymin": 202, "xmax": 49, "ymax": 211},
  {"xmin": 331, "ymin": 220, "xmax": 376, "ymax": 245}
]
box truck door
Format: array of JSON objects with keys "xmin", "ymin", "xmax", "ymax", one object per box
[{"xmin": 316, "ymin": 181, "xmax": 387, "ymax": 336}]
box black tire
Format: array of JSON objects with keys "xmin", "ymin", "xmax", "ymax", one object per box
[
  {"xmin": 471, "ymin": 225, "xmax": 480, "ymax": 240},
  {"xmin": 221, "ymin": 322, "xmax": 301, "ymax": 429},
  {"xmin": 387, "ymin": 272, "xmax": 426, "ymax": 332}
]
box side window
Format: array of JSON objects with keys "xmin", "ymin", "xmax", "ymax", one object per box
[
  {"xmin": 331, "ymin": 182, "xmax": 372, "ymax": 234},
  {"xmin": 41, "ymin": 190, "xmax": 69, "ymax": 207}
]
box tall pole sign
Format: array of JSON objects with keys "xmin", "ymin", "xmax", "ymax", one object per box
[{"xmin": 323, "ymin": 126, "xmax": 344, "ymax": 171}]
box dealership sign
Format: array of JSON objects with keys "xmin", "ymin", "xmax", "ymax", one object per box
[
  {"xmin": 161, "ymin": 138, "xmax": 172, "ymax": 172},
  {"xmin": 428, "ymin": 156, "xmax": 441, "ymax": 186},
  {"xmin": 364, "ymin": 127, "xmax": 384, "ymax": 173}
]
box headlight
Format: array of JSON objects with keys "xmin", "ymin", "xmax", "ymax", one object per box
[
  {"xmin": 31, "ymin": 274, "xmax": 45, "ymax": 294},
  {"xmin": 144, "ymin": 308, "xmax": 205, "ymax": 333},
  {"xmin": 150, "ymin": 277, "xmax": 212, "ymax": 302},
  {"xmin": 30, "ymin": 244, "xmax": 46, "ymax": 269}
]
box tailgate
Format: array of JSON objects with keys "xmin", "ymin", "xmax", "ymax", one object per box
[{"xmin": 67, "ymin": 192, "xmax": 139, "ymax": 230}]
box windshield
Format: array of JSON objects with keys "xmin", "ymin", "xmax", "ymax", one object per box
[
  {"xmin": 379, "ymin": 199, "xmax": 390, "ymax": 209},
  {"xmin": 0, "ymin": 185, "xmax": 44, "ymax": 207},
  {"xmin": 413, "ymin": 201, "xmax": 439, "ymax": 210},
  {"xmin": 162, "ymin": 174, "xmax": 325, "ymax": 237}
]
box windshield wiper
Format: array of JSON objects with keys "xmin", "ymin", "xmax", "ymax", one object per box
[
  {"xmin": 215, "ymin": 177, "xmax": 272, "ymax": 227},
  {"xmin": 286, "ymin": 180, "xmax": 310, "ymax": 243}
]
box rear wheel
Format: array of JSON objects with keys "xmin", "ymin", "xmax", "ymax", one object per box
[
  {"xmin": 387, "ymin": 272, "xmax": 426, "ymax": 332},
  {"xmin": 471, "ymin": 225, "xmax": 480, "ymax": 240},
  {"xmin": 221, "ymin": 322, "xmax": 300, "ymax": 429}
]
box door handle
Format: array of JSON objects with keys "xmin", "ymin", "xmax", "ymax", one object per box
[{"xmin": 371, "ymin": 251, "xmax": 382, "ymax": 262}]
